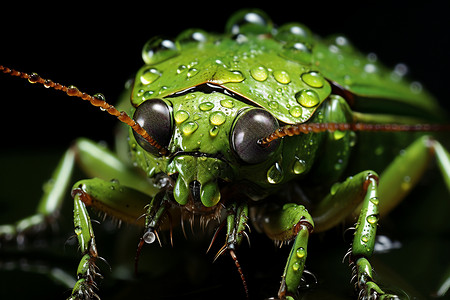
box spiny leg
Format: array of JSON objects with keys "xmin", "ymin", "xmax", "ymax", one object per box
[
  {"xmin": 210, "ymin": 201, "xmax": 250, "ymax": 298},
  {"xmin": 253, "ymin": 202, "xmax": 314, "ymax": 300},
  {"xmin": 69, "ymin": 178, "xmax": 153, "ymax": 299}
]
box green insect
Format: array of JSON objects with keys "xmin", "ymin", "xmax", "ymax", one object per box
[{"xmin": 1, "ymin": 9, "xmax": 449, "ymax": 300}]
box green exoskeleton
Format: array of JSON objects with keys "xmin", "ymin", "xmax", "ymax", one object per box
[{"xmin": 1, "ymin": 9, "xmax": 449, "ymax": 300}]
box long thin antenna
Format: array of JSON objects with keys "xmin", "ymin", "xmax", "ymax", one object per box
[
  {"xmin": 258, "ymin": 122, "xmax": 450, "ymax": 146},
  {"xmin": 0, "ymin": 65, "xmax": 167, "ymax": 155}
]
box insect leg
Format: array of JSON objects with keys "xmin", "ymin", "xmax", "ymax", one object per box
[
  {"xmin": 69, "ymin": 177, "xmax": 153, "ymax": 299},
  {"xmin": 376, "ymin": 135, "xmax": 450, "ymax": 216},
  {"xmin": 0, "ymin": 148, "xmax": 75, "ymax": 244},
  {"xmin": 252, "ymin": 203, "xmax": 314, "ymax": 300}
]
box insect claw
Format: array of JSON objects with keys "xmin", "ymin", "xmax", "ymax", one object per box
[
  {"xmin": 213, "ymin": 244, "xmax": 227, "ymax": 263},
  {"xmin": 207, "ymin": 219, "xmax": 226, "ymax": 254}
]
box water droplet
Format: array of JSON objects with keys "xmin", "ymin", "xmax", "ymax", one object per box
[
  {"xmin": 370, "ymin": 197, "xmax": 379, "ymax": 206},
  {"xmin": 268, "ymin": 101, "xmax": 279, "ymax": 109},
  {"xmin": 333, "ymin": 130, "xmax": 346, "ymax": 140},
  {"xmin": 367, "ymin": 52, "xmax": 378, "ymax": 63},
  {"xmin": 410, "ymin": 81, "xmax": 423, "ymax": 94},
  {"xmin": 361, "ymin": 235, "xmax": 369, "ymax": 243},
  {"xmin": 74, "ymin": 226, "xmax": 82, "ymax": 236},
  {"xmin": 142, "ymin": 90, "xmax": 154, "ymax": 100},
  {"xmin": 281, "ymin": 42, "xmax": 312, "ymax": 65},
  {"xmin": 289, "ymin": 105, "xmax": 303, "ymax": 118},
  {"xmin": 301, "ymin": 71, "xmax": 324, "ymax": 88},
  {"xmin": 209, "ymin": 111, "xmax": 226, "ymax": 126},
  {"xmin": 367, "ymin": 214, "xmax": 378, "ymax": 225},
  {"xmin": 220, "ymin": 99, "xmax": 234, "ymax": 108},
  {"xmin": 293, "ymin": 158, "xmax": 306, "ymax": 175},
  {"xmin": 250, "ymin": 65, "xmax": 269, "ymax": 81},
  {"xmin": 187, "ymin": 67, "xmax": 199, "ymax": 78},
  {"xmin": 226, "ymin": 9, "xmax": 273, "ymax": 36},
  {"xmin": 349, "ymin": 131, "xmax": 357, "ymax": 147},
  {"xmin": 330, "ymin": 182, "xmax": 341, "ymax": 195},
  {"xmin": 143, "ymin": 230, "xmax": 156, "ymax": 244},
  {"xmin": 177, "ymin": 65, "xmax": 187, "ymax": 74},
  {"xmin": 140, "ymin": 68, "xmax": 161, "ymax": 85},
  {"xmin": 267, "ymin": 162, "xmax": 284, "ymax": 184},
  {"xmin": 142, "ymin": 37, "xmax": 179, "ymax": 65},
  {"xmin": 292, "ymin": 262, "xmax": 301, "ymax": 271},
  {"xmin": 176, "ymin": 28, "xmax": 209, "ymax": 46},
  {"xmin": 210, "ymin": 126, "xmax": 220, "ymax": 137},
  {"xmin": 181, "ymin": 121, "xmax": 198, "ymax": 135},
  {"xmin": 227, "ymin": 70, "xmax": 245, "ymax": 82},
  {"xmin": 364, "ymin": 63, "xmax": 377, "ymax": 74},
  {"xmin": 275, "ymin": 23, "xmax": 312, "ymax": 44},
  {"xmin": 401, "ymin": 176, "xmax": 411, "ymax": 191},
  {"xmin": 295, "ymin": 89, "xmax": 320, "ymax": 107},
  {"xmin": 199, "ymin": 102, "xmax": 214, "ymax": 111},
  {"xmin": 374, "ymin": 146, "xmax": 384, "ymax": 156},
  {"xmin": 273, "ymin": 70, "xmax": 291, "ymax": 84},
  {"xmin": 296, "ymin": 247, "xmax": 306, "ymax": 258}
]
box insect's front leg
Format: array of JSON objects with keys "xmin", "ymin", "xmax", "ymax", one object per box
[
  {"xmin": 69, "ymin": 178, "xmax": 153, "ymax": 299},
  {"xmin": 252, "ymin": 202, "xmax": 314, "ymax": 300},
  {"xmin": 0, "ymin": 147, "xmax": 76, "ymax": 245}
]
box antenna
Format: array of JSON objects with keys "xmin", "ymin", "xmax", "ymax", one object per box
[
  {"xmin": 258, "ymin": 122, "xmax": 450, "ymax": 146},
  {"xmin": 0, "ymin": 65, "xmax": 167, "ymax": 155}
]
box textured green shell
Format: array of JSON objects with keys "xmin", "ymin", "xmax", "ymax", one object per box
[{"xmin": 132, "ymin": 9, "xmax": 442, "ymax": 124}]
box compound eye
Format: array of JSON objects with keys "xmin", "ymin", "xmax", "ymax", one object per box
[
  {"xmin": 231, "ymin": 109, "xmax": 280, "ymax": 164},
  {"xmin": 133, "ymin": 99, "xmax": 172, "ymax": 156}
]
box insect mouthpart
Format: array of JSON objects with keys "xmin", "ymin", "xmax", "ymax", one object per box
[{"xmin": 167, "ymin": 154, "xmax": 233, "ymax": 210}]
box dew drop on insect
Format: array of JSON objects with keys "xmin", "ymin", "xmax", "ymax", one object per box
[
  {"xmin": 361, "ymin": 235, "xmax": 369, "ymax": 243},
  {"xmin": 181, "ymin": 121, "xmax": 198, "ymax": 135},
  {"xmin": 268, "ymin": 101, "xmax": 279, "ymax": 109},
  {"xmin": 410, "ymin": 81, "xmax": 423, "ymax": 94},
  {"xmin": 367, "ymin": 214, "xmax": 378, "ymax": 225},
  {"xmin": 330, "ymin": 182, "xmax": 341, "ymax": 196},
  {"xmin": 267, "ymin": 162, "xmax": 284, "ymax": 184},
  {"xmin": 142, "ymin": 37, "xmax": 179, "ymax": 65},
  {"xmin": 220, "ymin": 99, "xmax": 234, "ymax": 108},
  {"xmin": 370, "ymin": 197, "xmax": 379, "ymax": 206},
  {"xmin": 401, "ymin": 176, "xmax": 411, "ymax": 191},
  {"xmin": 273, "ymin": 70, "xmax": 291, "ymax": 84},
  {"xmin": 275, "ymin": 23, "xmax": 312, "ymax": 44},
  {"xmin": 289, "ymin": 105, "xmax": 303, "ymax": 118},
  {"xmin": 199, "ymin": 102, "xmax": 214, "ymax": 111},
  {"xmin": 333, "ymin": 130, "xmax": 346, "ymax": 140},
  {"xmin": 174, "ymin": 110, "xmax": 190, "ymax": 124},
  {"xmin": 143, "ymin": 230, "xmax": 156, "ymax": 244},
  {"xmin": 75, "ymin": 226, "xmax": 82, "ymax": 236},
  {"xmin": 295, "ymin": 89, "xmax": 320, "ymax": 108},
  {"xmin": 187, "ymin": 67, "xmax": 199, "ymax": 78},
  {"xmin": 293, "ymin": 158, "xmax": 306, "ymax": 175},
  {"xmin": 176, "ymin": 28, "xmax": 209, "ymax": 46},
  {"xmin": 364, "ymin": 63, "xmax": 377, "ymax": 74},
  {"xmin": 301, "ymin": 71, "xmax": 325, "ymax": 88},
  {"xmin": 209, "ymin": 111, "xmax": 226, "ymax": 126},
  {"xmin": 210, "ymin": 125, "xmax": 220, "ymax": 137},
  {"xmin": 292, "ymin": 262, "xmax": 301, "ymax": 272},
  {"xmin": 296, "ymin": 247, "xmax": 306, "ymax": 258},
  {"xmin": 226, "ymin": 70, "xmax": 245, "ymax": 83},
  {"xmin": 177, "ymin": 65, "xmax": 187, "ymax": 74},
  {"xmin": 140, "ymin": 68, "xmax": 161, "ymax": 85},
  {"xmin": 250, "ymin": 65, "xmax": 269, "ymax": 81}
]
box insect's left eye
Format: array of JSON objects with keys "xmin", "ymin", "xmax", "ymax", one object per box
[
  {"xmin": 231, "ymin": 108, "xmax": 281, "ymax": 164},
  {"xmin": 133, "ymin": 99, "xmax": 173, "ymax": 156}
]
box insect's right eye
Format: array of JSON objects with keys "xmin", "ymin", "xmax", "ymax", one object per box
[
  {"xmin": 231, "ymin": 108, "xmax": 281, "ymax": 164},
  {"xmin": 133, "ymin": 99, "xmax": 173, "ymax": 156}
]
